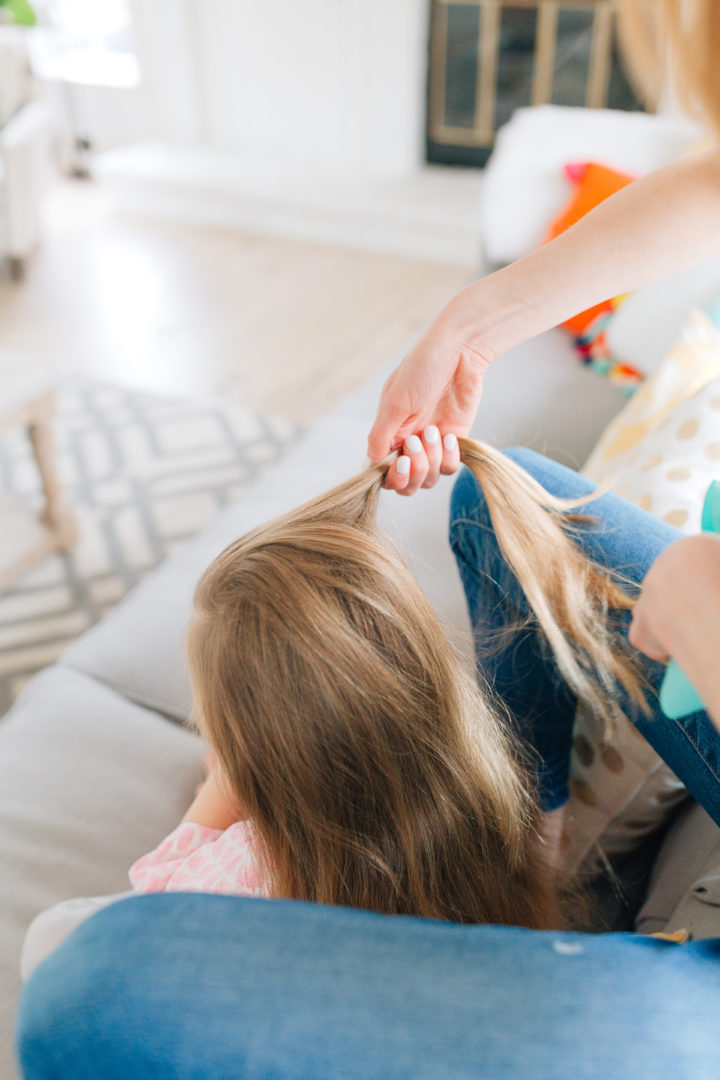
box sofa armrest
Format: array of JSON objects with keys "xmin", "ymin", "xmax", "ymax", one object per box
[{"xmin": 1, "ymin": 101, "xmax": 51, "ymax": 258}]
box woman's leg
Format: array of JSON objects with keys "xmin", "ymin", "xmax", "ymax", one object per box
[
  {"xmin": 17, "ymin": 893, "xmax": 720, "ymax": 1080},
  {"xmin": 449, "ymin": 448, "xmax": 720, "ymax": 827}
]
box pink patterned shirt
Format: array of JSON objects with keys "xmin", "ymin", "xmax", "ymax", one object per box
[{"xmin": 129, "ymin": 820, "xmax": 265, "ymax": 897}]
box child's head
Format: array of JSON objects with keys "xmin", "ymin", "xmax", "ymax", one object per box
[{"xmin": 188, "ymin": 441, "xmax": 643, "ymax": 927}]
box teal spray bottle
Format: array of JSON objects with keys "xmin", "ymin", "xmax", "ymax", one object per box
[{"xmin": 659, "ymin": 479, "xmax": 720, "ymax": 719}]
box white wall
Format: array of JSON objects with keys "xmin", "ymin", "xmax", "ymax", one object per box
[
  {"xmin": 128, "ymin": 0, "xmax": 204, "ymax": 141},
  {"xmin": 48, "ymin": 82, "xmax": 151, "ymax": 153},
  {"xmin": 128, "ymin": 0, "xmax": 429, "ymax": 176}
]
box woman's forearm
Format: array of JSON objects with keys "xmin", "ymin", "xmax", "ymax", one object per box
[
  {"xmin": 442, "ymin": 148, "xmax": 720, "ymax": 361},
  {"xmin": 368, "ymin": 148, "xmax": 720, "ymax": 484}
]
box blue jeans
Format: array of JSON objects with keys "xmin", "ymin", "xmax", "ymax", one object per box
[
  {"xmin": 16, "ymin": 893, "xmax": 720, "ymax": 1079},
  {"xmin": 449, "ymin": 449, "xmax": 720, "ymax": 820}
]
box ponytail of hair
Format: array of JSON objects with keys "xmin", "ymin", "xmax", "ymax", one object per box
[{"xmin": 456, "ymin": 439, "xmax": 647, "ymax": 738}]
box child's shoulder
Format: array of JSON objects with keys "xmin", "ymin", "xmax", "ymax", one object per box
[{"xmin": 130, "ymin": 819, "xmax": 263, "ymax": 897}]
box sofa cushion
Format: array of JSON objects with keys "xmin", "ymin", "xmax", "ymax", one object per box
[
  {"xmin": 0, "ymin": 664, "xmax": 203, "ymax": 1080},
  {"xmin": 636, "ymin": 800, "xmax": 720, "ymax": 940}
]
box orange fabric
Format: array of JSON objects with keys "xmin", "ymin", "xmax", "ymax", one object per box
[
  {"xmin": 547, "ymin": 162, "xmax": 635, "ymax": 241},
  {"xmin": 546, "ymin": 162, "xmax": 636, "ymax": 335},
  {"xmin": 563, "ymin": 300, "xmax": 611, "ymax": 337}
]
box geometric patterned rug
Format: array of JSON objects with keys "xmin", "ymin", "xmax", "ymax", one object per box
[{"xmin": 0, "ymin": 381, "xmax": 299, "ymax": 714}]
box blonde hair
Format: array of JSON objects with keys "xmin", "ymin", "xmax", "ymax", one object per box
[
  {"xmin": 189, "ymin": 439, "xmax": 643, "ymax": 927},
  {"xmin": 619, "ymin": 0, "xmax": 720, "ymax": 135}
]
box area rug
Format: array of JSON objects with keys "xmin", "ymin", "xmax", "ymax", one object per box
[{"xmin": 0, "ymin": 381, "xmax": 299, "ymax": 713}]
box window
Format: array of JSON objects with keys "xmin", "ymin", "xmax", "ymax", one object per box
[
  {"xmin": 32, "ymin": 0, "xmax": 138, "ymax": 89},
  {"xmin": 37, "ymin": 0, "xmax": 133, "ymax": 53}
]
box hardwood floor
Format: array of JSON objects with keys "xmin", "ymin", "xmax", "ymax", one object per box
[{"xmin": 0, "ymin": 180, "xmax": 474, "ymax": 426}]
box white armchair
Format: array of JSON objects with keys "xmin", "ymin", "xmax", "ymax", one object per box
[
  {"xmin": 0, "ymin": 27, "xmax": 51, "ymax": 279},
  {"xmin": 1, "ymin": 99, "xmax": 51, "ymax": 278}
]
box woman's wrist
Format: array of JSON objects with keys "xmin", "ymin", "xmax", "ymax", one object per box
[
  {"xmin": 435, "ymin": 264, "xmax": 547, "ymax": 365},
  {"xmin": 438, "ymin": 148, "xmax": 720, "ymax": 368}
]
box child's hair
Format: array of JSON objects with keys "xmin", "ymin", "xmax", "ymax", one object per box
[{"xmin": 188, "ymin": 439, "xmax": 644, "ymax": 928}]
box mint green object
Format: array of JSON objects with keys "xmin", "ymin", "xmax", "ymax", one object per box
[
  {"xmin": 705, "ymin": 295, "xmax": 720, "ymax": 330},
  {"xmin": 0, "ymin": 0, "xmax": 37, "ymax": 27},
  {"xmin": 659, "ymin": 480, "xmax": 720, "ymax": 719}
]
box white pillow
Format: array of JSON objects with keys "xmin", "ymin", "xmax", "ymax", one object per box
[
  {"xmin": 607, "ymin": 255, "xmax": 720, "ymax": 378},
  {"xmin": 482, "ymin": 105, "xmax": 700, "ymax": 266}
]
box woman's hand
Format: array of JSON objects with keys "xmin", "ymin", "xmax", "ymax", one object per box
[
  {"xmin": 367, "ymin": 327, "xmax": 489, "ymax": 494},
  {"xmin": 629, "ymin": 535, "xmax": 720, "ymax": 727},
  {"xmin": 369, "ymin": 150, "xmax": 720, "ymax": 498}
]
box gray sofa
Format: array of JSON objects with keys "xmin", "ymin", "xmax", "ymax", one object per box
[{"xmin": 3, "ymin": 326, "xmax": 720, "ymax": 1079}]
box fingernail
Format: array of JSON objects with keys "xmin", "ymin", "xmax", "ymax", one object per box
[
  {"xmin": 396, "ymin": 456, "xmax": 411, "ymax": 476},
  {"xmin": 443, "ymin": 433, "xmax": 458, "ymax": 451},
  {"xmin": 361, "ymin": 456, "xmax": 371, "ymax": 470},
  {"xmin": 406, "ymin": 435, "xmax": 422, "ymax": 454},
  {"xmin": 424, "ymin": 425, "xmax": 440, "ymax": 445}
]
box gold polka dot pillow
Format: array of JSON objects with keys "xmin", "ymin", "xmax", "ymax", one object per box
[
  {"xmin": 583, "ymin": 308, "xmax": 720, "ymax": 531},
  {"xmin": 562, "ymin": 308, "xmax": 720, "ymax": 876},
  {"xmin": 562, "ymin": 703, "xmax": 688, "ymax": 876}
]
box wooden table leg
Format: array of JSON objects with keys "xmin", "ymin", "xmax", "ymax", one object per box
[{"xmin": 26, "ymin": 393, "xmax": 77, "ymax": 551}]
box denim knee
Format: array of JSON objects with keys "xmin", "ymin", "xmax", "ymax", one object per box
[
  {"xmin": 449, "ymin": 448, "xmax": 537, "ymax": 539},
  {"xmin": 16, "ymin": 961, "xmax": 82, "ymax": 1077},
  {"xmin": 449, "ymin": 466, "xmax": 485, "ymax": 532},
  {"xmin": 448, "ymin": 459, "xmax": 523, "ymax": 610}
]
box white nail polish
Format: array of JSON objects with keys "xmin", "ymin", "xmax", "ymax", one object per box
[
  {"xmin": 396, "ymin": 455, "xmax": 411, "ymax": 476},
  {"xmin": 361, "ymin": 456, "xmax": 371, "ymax": 470},
  {"xmin": 406, "ymin": 435, "xmax": 422, "ymax": 454},
  {"xmin": 424, "ymin": 425, "xmax": 440, "ymax": 445},
  {"xmin": 443, "ymin": 433, "xmax": 458, "ymax": 451}
]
